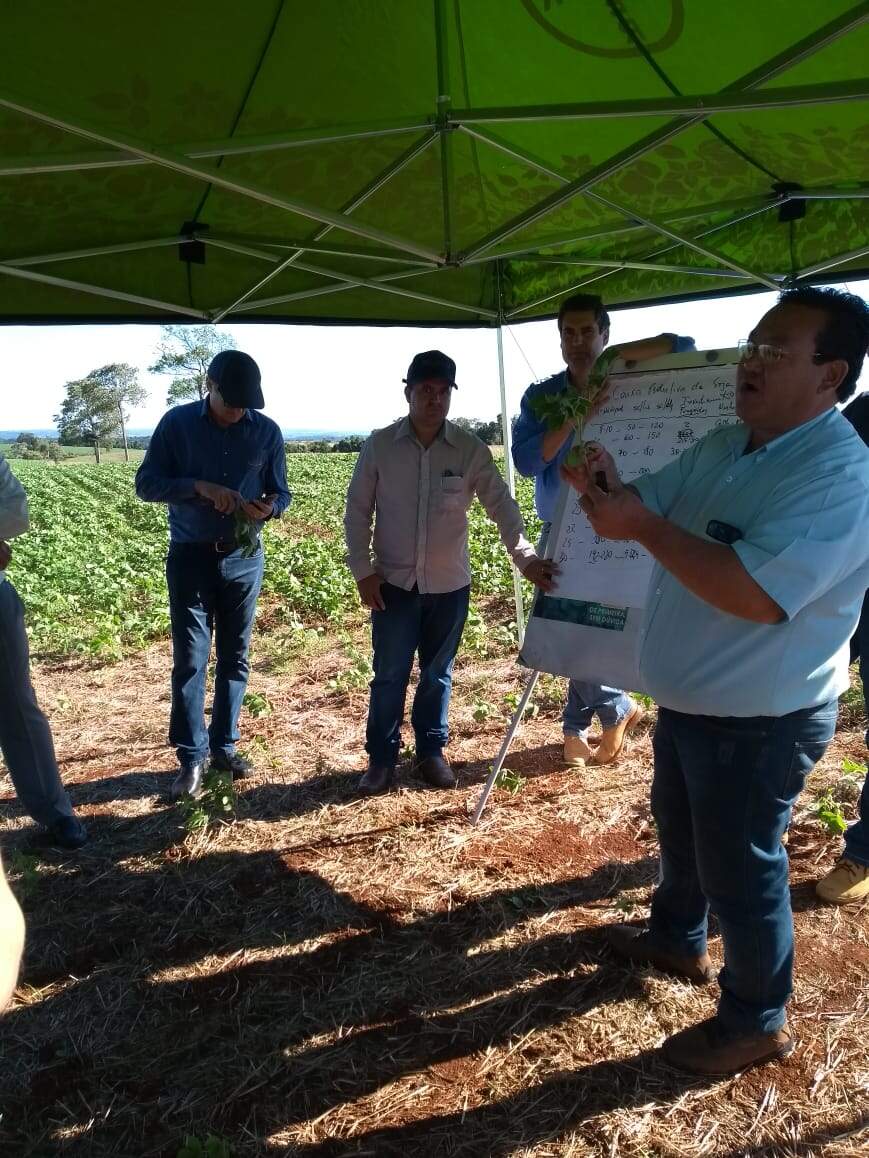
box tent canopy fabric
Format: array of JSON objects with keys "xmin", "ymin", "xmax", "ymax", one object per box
[{"xmin": 0, "ymin": 0, "xmax": 867, "ymax": 327}]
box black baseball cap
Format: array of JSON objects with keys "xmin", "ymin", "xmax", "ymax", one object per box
[
  {"xmin": 403, "ymin": 350, "xmax": 458, "ymax": 389},
  {"xmin": 207, "ymin": 350, "xmax": 265, "ymax": 408}
]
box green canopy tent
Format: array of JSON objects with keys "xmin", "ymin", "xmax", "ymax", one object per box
[{"xmin": 1, "ymin": 0, "xmax": 867, "ymax": 629}]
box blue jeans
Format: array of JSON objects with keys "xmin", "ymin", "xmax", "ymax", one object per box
[
  {"xmin": 366, "ymin": 583, "xmax": 470, "ymax": 767},
  {"xmin": 650, "ymin": 702, "xmax": 837, "ymax": 1034},
  {"xmin": 844, "ymin": 591, "xmax": 869, "ymax": 865},
  {"xmin": 563, "ymin": 679, "xmax": 633, "ymax": 734},
  {"xmin": 0, "ymin": 580, "xmax": 74, "ymax": 827},
  {"xmin": 166, "ymin": 544, "xmax": 264, "ymax": 766}
]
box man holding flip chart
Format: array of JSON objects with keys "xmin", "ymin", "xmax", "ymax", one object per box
[
  {"xmin": 561, "ymin": 286, "xmax": 869, "ymax": 1076},
  {"xmin": 512, "ymin": 292, "xmax": 694, "ymax": 769}
]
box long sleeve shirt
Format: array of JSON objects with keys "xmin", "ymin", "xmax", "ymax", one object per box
[
  {"xmin": 512, "ymin": 335, "xmax": 696, "ymax": 522},
  {"xmin": 0, "ymin": 455, "xmax": 29, "ymax": 586},
  {"xmin": 631, "ymin": 408, "xmax": 869, "ymax": 717},
  {"xmin": 135, "ymin": 399, "xmax": 291, "ymax": 543},
  {"xmin": 344, "ymin": 417, "xmax": 536, "ymax": 594}
]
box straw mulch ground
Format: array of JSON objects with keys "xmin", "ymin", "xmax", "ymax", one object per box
[{"xmin": 1, "ymin": 627, "xmax": 867, "ymax": 1157}]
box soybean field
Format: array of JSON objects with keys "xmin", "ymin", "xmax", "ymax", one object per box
[{"xmin": 9, "ymin": 455, "xmax": 541, "ymax": 659}]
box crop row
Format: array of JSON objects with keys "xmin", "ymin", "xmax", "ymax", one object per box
[{"xmin": 9, "ymin": 457, "xmax": 540, "ymax": 660}]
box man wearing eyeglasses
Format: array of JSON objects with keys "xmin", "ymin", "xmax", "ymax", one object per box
[
  {"xmin": 136, "ymin": 351, "xmax": 290, "ymax": 801},
  {"xmin": 561, "ymin": 287, "xmax": 869, "ymax": 1076},
  {"xmin": 344, "ymin": 350, "xmax": 556, "ymax": 795}
]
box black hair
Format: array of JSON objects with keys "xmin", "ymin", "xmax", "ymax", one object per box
[
  {"xmin": 557, "ymin": 293, "xmax": 610, "ymax": 335},
  {"xmin": 777, "ymin": 286, "xmax": 869, "ymax": 402}
]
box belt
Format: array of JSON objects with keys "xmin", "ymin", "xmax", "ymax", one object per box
[{"xmin": 171, "ymin": 539, "xmax": 239, "ymax": 554}]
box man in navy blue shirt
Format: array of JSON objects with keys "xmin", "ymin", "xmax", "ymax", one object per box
[
  {"xmin": 136, "ymin": 350, "xmax": 290, "ymax": 799},
  {"xmin": 512, "ymin": 293, "xmax": 694, "ymax": 769}
]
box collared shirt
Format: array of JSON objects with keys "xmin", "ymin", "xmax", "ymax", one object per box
[
  {"xmin": 632, "ymin": 408, "xmax": 869, "ymax": 717},
  {"xmin": 135, "ymin": 399, "xmax": 291, "ymax": 543},
  {"xmin": 0, "ymin": 455, "xmax": 29, "ymax": 587},
  {"xmin": 512, "ymin": 335, "xmax": 695, "ymax": 522},
  {"xmin": 344, "ymin": 417, "xmax": 536, "ymax": 594}
]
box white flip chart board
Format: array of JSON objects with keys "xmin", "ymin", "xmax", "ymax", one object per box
[{"xmin": 518, "ymin": 349, "xmax": 740, "ymax": 690}]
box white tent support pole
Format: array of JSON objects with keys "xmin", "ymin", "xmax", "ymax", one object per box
[
  {"xmin": 496, "ymin": 323, "xmax": 526, "ymax": 646},
  {"xmin": 585, "ymin": 190, "xmax": 781, "ymax": 291},
  {"xmin": 224, "ymin": 262, "xmax": 438, "ymax": 312},
  {"xmin": 526, "ymin": 257, "xmax": 756, "ymax": 278},
  {"xmin": 458, "ymin": 4, "xmax": 869, "ymax": 263},
  {"xmin": 0, "ymin": 262, "xmax": 208, "ymax": 318},
  {"xmin": 0, "ymin": 121, "xmax": 434, "ymax": 177},
  {"xmin": 4, "ymin": 236, "xmax": 186, "ymax": 268},
  {"xmin": 231, "ymin": 260, "xmax": 497, "ymax": 318},
  {"xmin": 470, "ymin": 669, "xmax": 540, "ymax": 826},
  {"xmin": 206, "ymin": 233, "xmax": 440, "ymax": 267},
  {"xmin": 796, "ymin": 244, "xmax": 869, "ymax": 278},
  {"xmin": 452, "ymin": 77, "xmax": 869, "ymax": 124},
  {"xmin": 210, "ymin": 129, "xmax": 440, "ymax": 322},
  {"xmin": 0, "ymin": 89, "xmax": 441, "ymax": 264}
]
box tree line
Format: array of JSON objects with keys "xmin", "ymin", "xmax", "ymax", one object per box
[{"xmin": 48, "ymin": 325, "xmax": 505, "ymax": 463}]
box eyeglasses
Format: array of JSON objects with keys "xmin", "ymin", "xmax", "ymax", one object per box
[{"xmin": 737, "ymin": 339, "xmax": 827, "ymax": 365}]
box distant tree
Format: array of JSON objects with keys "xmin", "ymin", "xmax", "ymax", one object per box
[
  {"xmin": 16, "ymin": 432, "xmax": 42, "ymax": 449},
  {"xmin": 87, "ymin": 363, "xmax": 147, "ymax": 462},
  {"xmin": 308, "ymin": 440, "xmax": 333, "ymax": 453},
  {"xmin": 54, "ymin": 378, "xmax": 120, "ymax": 464},
  {"xmin": 150, "ymin": 325, "xmax": 237, "ymax": 407},
  {"xmin": 450, "ymin": 416, "xmax": 503, "ymax": 445},
  {"xmin": 333, "ymin": 435, "xmax": 365, "ymax": 452}
]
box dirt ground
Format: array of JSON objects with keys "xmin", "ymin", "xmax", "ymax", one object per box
[{"xmin": 1, "ymin": 634, "xmax": 867, "ymax": 1157}]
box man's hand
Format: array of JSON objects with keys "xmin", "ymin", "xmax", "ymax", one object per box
[
  {"xmin": 522, "ymin": 556, "xmax": 560, "ymax": 592},
  {"xmin": 560, "ymin": 445, "xmax": 649, "ymax": 541},
  {"xmin": 357, "ymin": 573, "xmax": 386, "ymax": 611},
  {"xmin": 0, "ymin": 541, "xmax": 10, "ymax": 571},
  {"xmin": 240, "ymin": 494, "xmax": 276, "ymax": 521},
  {"xmin": 194, "ymin": 480, "xmax": 242, "ymax": 514}
]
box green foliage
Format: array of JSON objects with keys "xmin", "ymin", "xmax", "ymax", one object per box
[
  {"xmin": 327, "ymin": 641, "xmax": 373, "ymax": 694},
  {"xmin": 243, "ymin": 691, "xmax": 273, "ymax": 718},
  {"xmin": 177, "ymin": 769, "xmax": 236, "ymax": 836},
  {"xmin": 472, "ymin": 698, "xmax": 496, "ymax": 723},
  {"xmin": 11, "ymin": 454, "xmax": 538, "ymax": 660},
  {"xmin": 6, "ymin": 851, "xmax": 41, "ymax": 900},
  {"xmin": 813, "ymin": 791, "xmax": 848, "ymax": 836},
  {"xmin": 176, "ymin": 1135, "xmax": 232, "ymax": 1158},
  {"xmin": 150, "ymin": 325, "xmax": 236, "ymax": 407},
  {"xmin": 504, "ymin": 690, "xmax": 539, "ymax": 719},
  {"xmin": 494, "ymin": 767, "xmax": 525, "ymax": 795},
  {"xmin": 841, "ymin": 756, "xmax": 867, "ymax": 777},
  {"xmin": 233, "ymin": 510, "xmax": 260, "ymax": 557}
]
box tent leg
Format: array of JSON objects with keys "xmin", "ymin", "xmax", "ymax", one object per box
[
  {"xmin": 470, "ymin": 668, "xmax": 540, "ymax": 826},
  {"xmin": 497, "ymin": 324, "xmax": 526, "ymax": 646}
]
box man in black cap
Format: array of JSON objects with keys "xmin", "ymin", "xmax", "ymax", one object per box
[
  {"xmin": 136, "ymin": 350, "xmax": 290, "ymax": 799},
  {"xmin": 344, "ymin": 350, "xmax": 556, "ymax": 794}
]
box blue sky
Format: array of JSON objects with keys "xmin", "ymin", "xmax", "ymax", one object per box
[{"xmin": 3, "ymin": 278, "xmax": 867, "ymax": 433}]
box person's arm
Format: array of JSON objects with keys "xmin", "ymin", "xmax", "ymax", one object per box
[
  {"xmin": 616, "ymin": 332, "xmax": 695, "ymax": 365},
  {"xmin": 343, "ymin": 438, "xmax": 384, "ymax": 608},
  {"xmin": 135, "ymin": 416, "xmax": 199, "ymax": 505},
  {"xmin": 0, "ymin": 456, "xmax": 29, "ymax": 541},
  {"xmin": 471, "ymin": 447, "xmax": 557, "ymax": 590},
  {"xmin": 0, "ymin": 851, "xmax": 25, "ymax": 1012}
]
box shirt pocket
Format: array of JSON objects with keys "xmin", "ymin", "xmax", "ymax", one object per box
[{"xmin": 439, "ymin": 475, "xmax": 466, "ymax": 512}]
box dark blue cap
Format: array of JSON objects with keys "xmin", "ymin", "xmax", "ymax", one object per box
[
  {"xmin": 403, "ymin": 350, "xmax": 458, "ymax": 389},
  {"xmin": 206, "ymin": 350, "xmax": 264, "ymax": 408}
]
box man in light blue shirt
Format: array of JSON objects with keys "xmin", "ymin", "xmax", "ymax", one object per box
[
  {"xmin": 512, "ymin": 292, "xmax": 694, "ymax": 768},
  {"xmin": 562, "ymin": 286, "xmax": 869, "ymax": 1076}
]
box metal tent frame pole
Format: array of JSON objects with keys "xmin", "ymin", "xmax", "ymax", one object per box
[{"xmin": 471, "ymin": 669, "xmax": 539, "ymax": 826}]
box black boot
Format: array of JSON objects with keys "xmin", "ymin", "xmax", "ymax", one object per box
[
  {"xmin": 358, "ymin": 763, "xmax": 396, "ymax": 795},
  {"xmin": 170, "ymin": 760, "xmax": 206, "ymax": 800},
  {"xmin": 211, "ymin": 751, "xmax": 253, "ymax": 780}
]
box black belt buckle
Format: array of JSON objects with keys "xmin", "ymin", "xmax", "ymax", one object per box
[{"xmin": 214, "ymin": 539, "xmax": 236, "ymax": 554}]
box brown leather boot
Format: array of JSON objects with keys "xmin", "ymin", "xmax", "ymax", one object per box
[
  {"xmin": 607, "ymin": 923, "xmax": 716, "ymax": 984},
  {"xmin": 663, "ymin": 1016, "xmax": 795, "ymax": 1075},
  {"xmin": 592, "ymin": 700, "xmax": 645, "ymax": 765}
]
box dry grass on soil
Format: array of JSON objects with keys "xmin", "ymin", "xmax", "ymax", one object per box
[{"xmin": 1, "ymin": 627, "xmax": 867, "ymax": 1157}]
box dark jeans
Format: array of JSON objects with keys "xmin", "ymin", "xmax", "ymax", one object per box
[
  {"xmin": 166, "ymin": 544, "xmax": 264, "ymax": 766},
  {"xmin": 650, "ymin": 701, "xmax": 837, "ymax": 1034},
  {"xmin": 845, "ymin": 589, "xmax": 869, "ymax": 864},
  {"xmin": 0, "ymin": 580, "xmax": 74, "ymax": 827},
  {"xmin": 366, "ymin": 582, "xmax": 470, "ymax": 767}
]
